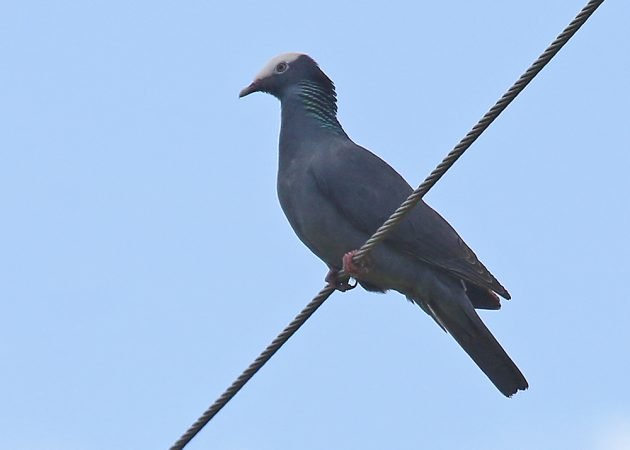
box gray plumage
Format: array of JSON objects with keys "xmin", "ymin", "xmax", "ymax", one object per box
[{"xmin": 240, "ymin": 52, "xmax": 527, "ymax": 397}]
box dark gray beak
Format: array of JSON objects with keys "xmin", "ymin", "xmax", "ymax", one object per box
[{"xmin": 239, "ymin": 80, "xmax": 261, "ymax": 98}]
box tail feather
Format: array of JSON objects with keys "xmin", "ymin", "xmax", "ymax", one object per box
[
  {"xmin": 417, "ymin": 296, "xmax": 528, "ymax": 397},
  {"xmin": 464, "ymin": 281, "xmax": 502, "ymax": 310}
]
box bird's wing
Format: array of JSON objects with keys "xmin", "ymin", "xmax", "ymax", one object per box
[{"xmin": 310, "ymin": 140, "xmax": 510, "ymax": 298}]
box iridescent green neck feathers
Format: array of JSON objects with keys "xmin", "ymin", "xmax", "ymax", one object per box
[{"xmin": 296, "ymin": 80, "xmax": 345, "ymax": 135}]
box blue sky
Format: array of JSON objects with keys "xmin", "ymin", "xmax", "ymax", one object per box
[{"xmin": 1, "ymin": 1, "xmax": 629, "ymax": 449}]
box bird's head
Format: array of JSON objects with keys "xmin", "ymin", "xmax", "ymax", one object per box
[{"xmin": 239, "ymin": 52, "xmax": 334, "ymax": 100}]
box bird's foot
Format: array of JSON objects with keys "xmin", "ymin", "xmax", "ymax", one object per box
[
  {"xmin": 342, "ymin": 250, "xmax": 371, "ymax": 278},
  {"xmin": 325, "ymin": 268, "xmax": 357, "ymax": 292},
  {"xmin": 324, "ymin": 251, "xmax": 371, "ymax": 292}
]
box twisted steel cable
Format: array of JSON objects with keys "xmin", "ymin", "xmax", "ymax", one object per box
[
  {"xmin": 170, "ymin": 1, "xmax": 604, "ymax": 448},
  {"xmin": 354, "ymin": 0, "xmax": 605, "ymax": 260}
]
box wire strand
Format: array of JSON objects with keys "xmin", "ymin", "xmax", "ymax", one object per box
[{"xmin": 170, "ymin": 1, "xmax": 604, "ymax": 448}]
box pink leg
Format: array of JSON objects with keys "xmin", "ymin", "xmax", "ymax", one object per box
[
  {"xmin": 342, "ymin": 250, "xmax": 371, "ymax": 277},
  {"xmin": 325, "ymin": 250, "xmax": 372, "ymax": 292}
]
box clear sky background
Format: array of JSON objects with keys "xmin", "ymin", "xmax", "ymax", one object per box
[{"xmin": 1, "ymin": 1, "xmax": 629, "ymax": 449}]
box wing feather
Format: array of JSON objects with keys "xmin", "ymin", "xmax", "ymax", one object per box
[{"xmin": 311, "ymin": 141, "xmax": 510, "ymax": 298}]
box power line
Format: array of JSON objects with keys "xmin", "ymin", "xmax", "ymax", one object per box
[{"xmin": 169, "ymin": 1, "xmax": 605, "ymax": 448}]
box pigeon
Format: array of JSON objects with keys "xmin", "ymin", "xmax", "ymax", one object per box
[{"xmin": 240, "ymin": 52, "xmax": 528, "ymax": 397}]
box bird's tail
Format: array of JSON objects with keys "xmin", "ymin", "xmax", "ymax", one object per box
[{"xmin": 416, "ymin": 296, "xmax": 528, "ymax": 397}]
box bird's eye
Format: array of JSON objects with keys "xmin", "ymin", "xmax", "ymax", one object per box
[{"xmin": 275, "ymin": 62, "xmax": 288, "ymax": 73}]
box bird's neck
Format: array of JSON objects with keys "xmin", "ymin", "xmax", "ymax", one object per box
[{"xmin": 279, "ymin": 81, "xmax": 347, "ymax": 144}]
